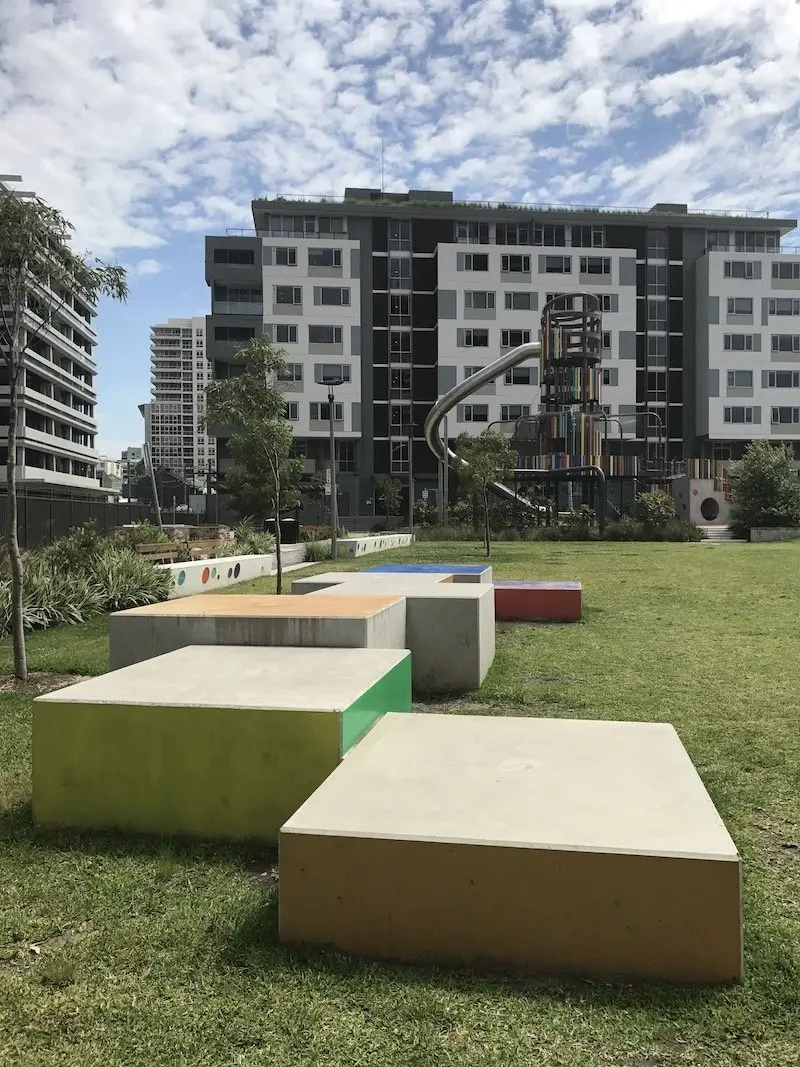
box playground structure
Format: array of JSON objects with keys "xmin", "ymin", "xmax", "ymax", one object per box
[{"xmin": 425, "ymin": 292, "xmax": 636, "ymax": 529}]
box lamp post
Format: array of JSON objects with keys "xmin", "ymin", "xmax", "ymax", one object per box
[{"xmin": 323, "ymin": 377, "xmax": 345, "ymax": 561}]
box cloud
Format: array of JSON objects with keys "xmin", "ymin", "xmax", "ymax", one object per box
[
  {"xmin": 0, "ymin": 0, "xmax": 797, "ymax": 261},
  {"xmin": 128, "ymin": 258, "xmax": 165, "ymax": 277}
]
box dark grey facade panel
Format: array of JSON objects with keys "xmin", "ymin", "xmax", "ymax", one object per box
[
  {"xmin": 752, "ymin": 406, "xmax": 761, "ymax": 423},
  {"xmin": 618, "ymin": 331, "xmax": 636, "ymax": 358},
  {"xmin": 351, "ymin": 325, "xmax": 361, "ymax": 355},
  {"xmin": 350, "ymin": 248, "xmax": 360, "ymax": 278},
  {"xmin": 437, "ymin": 290, "xmax": 457, "ymax": 319},
  {"xmin": 438, "ymin": 366, "xmax": 457, "ymax": 393},
  {"xmin": 262, "ymin": 246, "xmax": 272, "ymax": 266},
  {"xmin": 352, "ymin": 403, "xmax": 361, "ymax": 432},
  {"xmin": 708, "ymin": 369, "xmax": 719, "ymax": 397},
  {"xmin": 618, "ymin": 258, "xmax": 637, "ymax": 286},
  {"xmin": 708, "ymin": 297, "xmax": 719, "ymax": 325},
  {"xmin": 762, "ymin": 298, "xmax": 769, "ymax": 326}
]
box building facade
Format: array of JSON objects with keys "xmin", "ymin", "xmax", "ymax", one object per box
[
  {"xmin": 205, "ymin": 190, "xmax": 798, "ymax": 514},
  {"xmin": 143, "ymin": 317, "xmax": 216, "ymax": 486},
  {"xmin": 1, "ymin": 176, "xmax": 105, "ymax": 496}
]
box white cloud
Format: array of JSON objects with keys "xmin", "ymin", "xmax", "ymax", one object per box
[
  {"xmin": 0, "ymin": 0, "xmax": 797, "ymax": 260},
  {"xmin": 128, "ymin": 258, "xmax": 165, "ymax": 277}
]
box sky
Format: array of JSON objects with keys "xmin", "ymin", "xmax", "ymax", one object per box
[{"xmin": 2, "ymin": 0, "xmax": 800, "ymax": 458}]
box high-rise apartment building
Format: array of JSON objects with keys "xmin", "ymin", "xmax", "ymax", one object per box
[
  {"xmin": 205, "ymin": 189, "xmax": 798, "ymax": 515},
  {"xmin": 142, "ymin": 317, "xmax": 216, "ymax": 485},
  {"xmin": 0, "ymin": 175, "xmax": 104, "ymax": 496}
]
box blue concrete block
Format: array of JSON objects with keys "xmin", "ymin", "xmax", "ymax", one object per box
[{"xmin": 365, "ymin": 563, "xmax": 492, "ymax": 584}]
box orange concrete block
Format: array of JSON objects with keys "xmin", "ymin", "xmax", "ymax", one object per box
[{"xmin": 494, "ymin": 581, "xmax": 581, "ymax": 622}]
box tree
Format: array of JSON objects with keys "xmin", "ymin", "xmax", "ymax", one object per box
[
  {"xmin": 0, "ymin": 189, "xmax": 127, "ymax": 679},
  {"xmin": 453, "ymin": 430, "xmax": 515, "ymax": 556},
  {"xmin": 205, "ymin": 337, "xmax": 304, "ymax": 593},
  {"xmin": 728, "ymin": 440, "xmax": 800, "ymax": 538},
  {"xmin": 374, "ymin": 474, "xmax": 402, "ymax": 523},
  {"xmin": 632, "ymin": 488, "xmax": 676, "ymax": 530}
]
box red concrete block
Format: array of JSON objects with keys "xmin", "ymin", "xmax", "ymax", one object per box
[{"xmin": 494, "ymin": 581, "xmax": 582, "ymax": 623}]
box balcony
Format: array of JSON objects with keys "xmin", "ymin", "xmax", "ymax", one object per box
[{"xmin": 212, "ymin": 301, "xmax": 264, "ymax": 316}]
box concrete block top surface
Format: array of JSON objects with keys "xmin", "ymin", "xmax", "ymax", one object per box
[
  {"xmin": 310, "ymin": 583, "xmax": 493, "ymax": 600},
  {"xmin": 494, "ymin": 581, "xmax": 582, "ymax": 590},
  {"xmin": 366, "ymin": 563, "xmax": 490, "ymax": 575},
  {"xmin": 294, "ymin": 571, "xmax": 452, "ymax": 585},
  {"xmin": 36, "ymin": 646, "xmax": 411, "ymax": 712},
  {"xmin": 112, "ymin": 594, "xmax": 404, "ymax": 619},
  {"xmin": 283, "ymin": 713, "xmax": 739, "ymax": 862}
]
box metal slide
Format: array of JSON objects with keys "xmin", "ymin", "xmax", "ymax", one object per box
[{"xmin": 423, "ymin": 339, "xmax": 606, "ymax": 520}]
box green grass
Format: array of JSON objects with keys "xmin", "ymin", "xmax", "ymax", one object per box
[{"xmin": 1, "ymin": 541, "xmax": 799, "ymax": 1066}]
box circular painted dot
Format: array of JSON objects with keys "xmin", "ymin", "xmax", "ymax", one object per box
[
  {"xmin": 234, "ymin": 563, "xmax": 241, "ymax": 578},
  {"xmin": 177, "ymin": 570, "xmax": 186, "ymax": 586},
  {"xmin": 228, "ymin": 567, "xmax": 233, "ymax": 578},
  {"xmin": 201, "ymin": 567, "xmax": 210, "ymax": 584},
  {"xmin": 211, "ymin": 567, "xmax": 217, "ymax": 579}
]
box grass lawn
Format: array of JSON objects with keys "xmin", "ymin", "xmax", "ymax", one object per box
[{"xmin": 1, "ymin": 540, "xmax": 799, "ymax": 1066}]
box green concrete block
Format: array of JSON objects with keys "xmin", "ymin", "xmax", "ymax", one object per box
[{"xmin": 33, "ymin": 646, "xmax": 411, "ymax": 843}]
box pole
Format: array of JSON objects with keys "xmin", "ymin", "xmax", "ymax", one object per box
[
  {"xmin": 329, "ymin": 388, "xmax": 338, "ymax": 561},
  {"xmin": 206, "ymin": 458, "xmax": 212, "ymax": 524},
  {"xmin": 442, "ymin": 414, "xmax": 449, "ymax": 524},
  {"xmin": 408, "ymin": 425, "xmax": 414, "ymax": 532},
  {"xmin": 144, "ymin": 442, "xmax": 163, "ymax": 531}
]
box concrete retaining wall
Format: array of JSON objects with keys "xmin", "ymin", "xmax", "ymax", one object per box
[
  {"xmin": 337, "ymin": 533, "xmax": 414, "ymax": 557},
  {"xmin": 750, "ymin": 527, "xmax": 800, "ymax": 543},
  {"xmin": 159, "ymin": 554, "xmax": 275, "ymax": 599}
]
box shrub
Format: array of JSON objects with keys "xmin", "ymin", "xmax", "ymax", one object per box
[
  {"xmin": 729, "ymin": 440, "xmax": 800, "ymax": 538},
  {"xmin": 93, "ymin": 549, "xmax": 173, "ymax": 612},
  {"xmin": 111, "ymin": 521, "xmax": 170, "ymax": 551},
  {"xmin": 605, "ymin": 517, "xmax": 638, "ymax": 542},
  {"xmin": 38, "ymin": 521, "xmax": 108, "ymax": 572},
  {"xmin": 0, "ymin": 554, "xmax": 103, "ymax": 635},
  {"xmin": 559, "ymin": 506, "xmax": 597, "ymax": 540},
  {"xmin": 300, "ymin": 524, "xmax": 348, "ymax": 542},
  {"xmin": 214, "ymin": 519, "xmax": 275, "ymax": 557},
  {"xmin": 632, "ymin": 489, "xmax": 676, "ymax": 530},
  {"xmin": 304, "ymin": 540, "xmax": 332, "ymax": 563}
]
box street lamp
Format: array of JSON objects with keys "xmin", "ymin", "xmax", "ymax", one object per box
[{"xmin": 320, "ymin": 375, "xmax": 345, "ymax": 561}]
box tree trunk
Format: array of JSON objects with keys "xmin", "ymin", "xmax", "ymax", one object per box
[
  {"xmin": 483, "ymin": 487, "xmax": 491, "ymax": 557},
  {"xmin": 7, "ymin": 369, "xmax": 27, "ymax": 680},
  {"xmin": 274, "ymin": 493, "xmax": 283, "ymax": 595}
]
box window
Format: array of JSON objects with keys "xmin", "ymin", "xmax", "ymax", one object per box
[
  {"xmin": 310, "ymin": 401, "xmax": 343, "ymax": 421},
  {"xmin": 533, "ymin": 224, "xmax": 566, "ymax": 246},
  {"xmin": 572, "ymin": 225, "xmax": 604, "ymax": 248},
  {"xmin": 317, "ymin": 216, "xmax": 343, "ymax": 235},
  {"xmin": 647, "ymin": 229, "xmax": 667, "ymax": 258},
  {"xmin": 723, "ymin": 406, "xmax": 754, "ymax": 424},
  {"xmin": 501, "ymin": 254, "xmax": 531, "ymax": 272},
  {"xmin": 460, "ymin": 329, "xmax": 489, "ymax": 347},
  {"xmin": 317, "ymin": 363, "xmax": 351, "ymax": 383},
  {"xmin": 309, "ymin": 247, "xmax": 342, "ymax": 268},
  {"xmin": 274, "ymin": 247, "xmax": 297, "ymax": 266},
  {"xmin": 308, "ymin": 325, "xmax": 343, "ymax": 344},
  {"xmin": 769, "ymin": 298, "xmax": 800, "ymax": 315},
  {"xmin": 648, "ymin": 335, "xmax": 667, "ymax": 356},
  {"xmin": 772, "ymin": 261, "xmax": 800, "ymax": 280},
  {"xmin": 602, "ymin": 369, "xmax": 612, "ymax": 385},
  {"xmin": 501, "ymin": 404, "xmax": 531, "ymax": 421},
  {"xmin": 463, "ymin": 404, "xmax": 488, "ymax": 422},
  {"xmin": 390, "ymin": 405, "xmax": 413, "ymax": 430},
  {"xmin": 390, "ymin": 294, "xmax": 411, "ymax": 323},
  {"xmin": 314, "ymin": 286, "xmax": 350, "ymax": 306},
  {"xmin": 278, "ymin": 363, "xmax": 303, "ymax": 382},
  {"xmin": 389, "ymin": 258, "xmax": 411, "ymax": 288},
  {"xmin": 727, "ymin": 297, "xmax": 753, "ymax": 316},
  {"xmin": 265, "ymin": 323, "xmax": 298, "ymax": 344},
  {"xmin": 501, "ymin": 329, "xmax": 531, "ymax": 347},
  {"xmin": 771, "ymin": 334, "xmax": 800, "ymax": 352},
  {"xmin": 504, "ymin": 367, "xmax": 533, "ymax": 385},
  {"xmin": 724, "ymin": 334, "xmax": 754, "ymax": 351},
  {"xmin": 337, "ymin": 440, "xmax": 357, "ymax": 472},
  {"xmin": 647, "ymin": 300, "xmax": 667, "ymax": 330},
  {"xmin": 390, "ymin": 439, "xmax": 409, "ymax": 472},
  {"xmin": 768, "ymin": 370, "xmax": 800, "ymax": 387},
  {"xmin": 546, "ymin": 292, "xmax": 575, "ymax": 310},
  {"xmin": 456, "ymin": 221, "xmax": 489, "ymax": 244},
  {"xmin": 496, "ymin": 223, "xmax": 530, "ymax": 245},
  {"xmin": 733, "ymin": 230, "xmax": 779, "ymax": 252},
  {"xmin": 602, "ymin": 331, "xmax": 611, "ymax": 349},
  {"xmin": 390, "ymin": 368, "xmax": 412, "ymax": 395},
  {"xmin": 724, "ymin": 261, "xmax": 754, "ymax": 278},
  {"xmin": 771, "ymin": 407, "xmax": 800, "ymax": 424},
  {"xmin": 213, "ymin": 247, "xmax": 255, "ymax": 265},
  {"xmin": 464, "ymin": 365, "xmax": 484, "ymax": 379},
  {"xmin": 464, "ymin": 291, "xmax": 495, "ymax": 310},
  {"xmin": 275, "ymin": 285, "xmax": 302, "ymax": 305},
  {"xmin": 389, "ymin": 219, "xmax": 411, "ymax": 250},
  {"xmin": 457, "ymin": 253, "xmax": 489, "ymax": 271},
  {"xmin": 213, "ymin": 325, "xmax": 255, "ymax": 342},
  {"xmin": 390, "ymin": 332, "xmax": 412, "ymax": 358},
  {"xmin": 647, "ymin": 265, "xmax": 667, "ymax": 295},
  {"xmin": 544, "ymin": 256, "xmax": 571, "ymax": 273},
  {"xmin": 504, "ymin": 291, "xmax": 533, "ymax": 310},
  {"xmin": 580, "ymin": 256, "xmax": 611, "ymax": 275},
  {"xmin": 727, "ymin": 370, "xmax": 753, "ymax": 388},
  {"xmin": 285, "ymin": 402, "xmax": 299, "ymax": 420}
]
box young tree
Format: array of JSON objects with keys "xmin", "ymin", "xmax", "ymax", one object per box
[
  {"xmin": 729, "ymin": 440, "xmax": 800, "ymax": 538},
  {"xmin": 205, "ymin": 337, "xmax": 304, "ymax": 593},
  {"xmin": 0, "ymin": 189, "xmax": 127, "ymax": 679},
  {"xmin": 374, "ymin": 473, "xmax": 402, "ymax": 524},
  {"xmin": 454, "ymin": 430, "xmax": 515, "ymax": 556}
]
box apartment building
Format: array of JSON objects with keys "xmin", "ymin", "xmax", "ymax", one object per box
[
  {"xmin": 205, "ymin": 189, "xmax": 797, "ymax": 513},
  {"xmin": 142, "ymin": 317, "xmax": 216, "ymax": 485},
  {"xmin": 0, "ymin": 176, "xmax": 105, "ymax": 496}
]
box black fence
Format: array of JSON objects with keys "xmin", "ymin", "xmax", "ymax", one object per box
[{"xmin": 0, "ymin": 493, "xmax": 158, "ymax": 550}]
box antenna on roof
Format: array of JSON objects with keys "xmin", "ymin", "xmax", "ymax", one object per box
[{"xmin": 381, "ymin": 138, "xmax": 385, "ymax": 193}]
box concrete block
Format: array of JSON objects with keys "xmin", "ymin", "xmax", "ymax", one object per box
[
  {"xmin": 280, "ymin": 714, "xmax": 742, "ymax": 984},
  {"xmin": 160, "ymin": 554, "xmax": 274, "ymax": 599},
  {"xmin": 494, "ymin": 581, "xmax": 582, "ymax": 622},
  {"xmin": 365, "ymin": 563, "xmax": 492, "ymax": 583},
  {"xmin": 292, "ymin": 570, "xmax": 452, "ymax": 594},
  {"xmin": 311, "ymin": 583, "xmax": 494, "ymax": 693},
  {"xmin": 109, "ymin": 594, "xmax": 406, "ymax": 670},
  {"xmin": 337, "ymin": 533, "xmax": 414, "ymax": 557},
  {"xmin": 33, "ymin": 646, "xmax": 411, "ymax": 842}
]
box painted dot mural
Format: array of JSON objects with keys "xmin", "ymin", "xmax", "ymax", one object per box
[
  {"xmin": 212, "ymin": 567, "xmax": 218, "ymax": 580},
  {"xmin": 228, "ymin": 567, "xmax": 233, "ymax": 579},
  {"xmin": 177, "ymin": 571, "xmax": 186, "ymax": 586},
  {"xmin": 201, "ymin": 567, "xmax": 210, "ymax": 585},
  {"xmin": 234, "ymin": 563, "xmax": 241, "ymax": 578}
]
